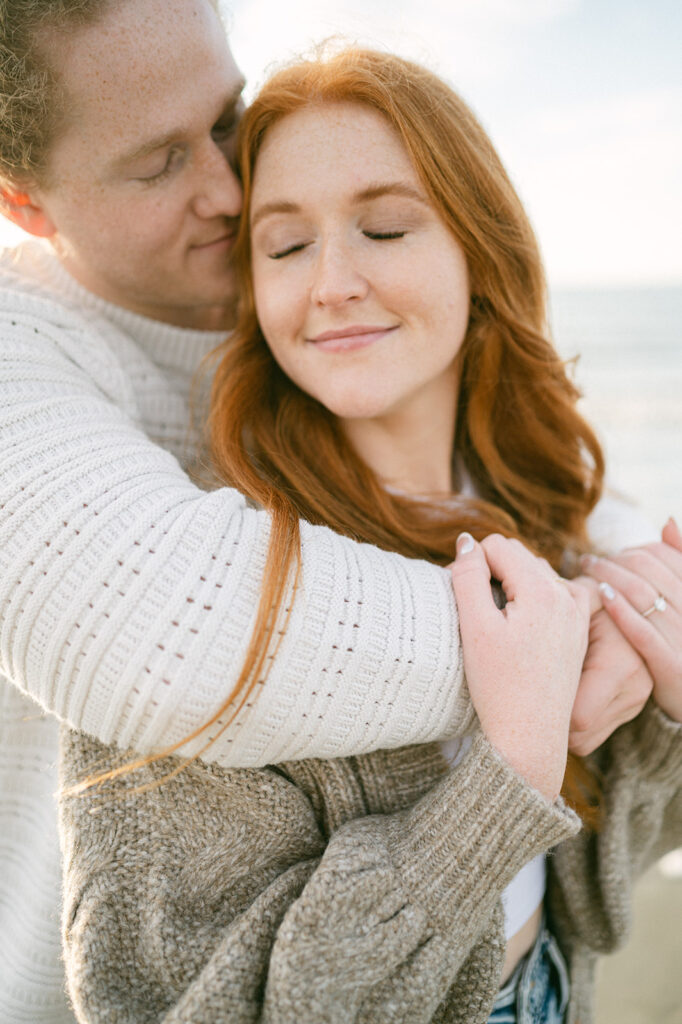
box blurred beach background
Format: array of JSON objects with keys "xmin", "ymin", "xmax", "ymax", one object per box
[
  {"xmin": 1, "ymin": 0, "xmax": 679, "ymax": 1019},
  {"xmin": 551, "ymin": 286, "xmax": 681, "ymax": 530}
]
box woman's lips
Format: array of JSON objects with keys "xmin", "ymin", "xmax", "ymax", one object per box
[{"xmin": 308, "ymin": 325, "xmax": 398, "ymax": 352}]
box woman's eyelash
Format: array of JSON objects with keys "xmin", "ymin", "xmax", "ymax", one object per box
[
  {"xmin": 364, "ymin": 230, "xmax": 406, "ymax": 240},
  {"xmin": 269, "ymin": 243, "xmax": 307, "ymax": 260},
  {"xmin": 269, "ymin": 230, "xmax": 407, "ymax": 259}
]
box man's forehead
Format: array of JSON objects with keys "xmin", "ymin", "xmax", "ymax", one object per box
[
  {"xmin": 47, "ymin": 0, "xmax": 237, "ymax": 105},
  {"xmin": 46, "ymin": 0, "xmax": 242, "ymax": 152}
]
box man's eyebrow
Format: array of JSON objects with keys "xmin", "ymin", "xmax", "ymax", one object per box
[
  {"xmin": 251, "ymin": 181, "xmax": 427, "ymax": 230},
  {"xmin": 111, "ymin": 79, "xmax": 246, "ymax": 171}
]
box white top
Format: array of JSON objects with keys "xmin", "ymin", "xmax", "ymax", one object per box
[{"xmin": 0, "ymin": 241, "xmax": 657, "ymax": 1021}]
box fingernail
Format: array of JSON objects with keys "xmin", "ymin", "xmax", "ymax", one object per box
[
  {"xmin": 668, "ymin": 516, "xmax": 680, "ymax": 531},
  {"xmin": 457, "ymin": 532, "xmax": 475, "ymax": 555},
  {"xmin": 599, "ymin": 581, "xmax": 616, "ymax": 601},
  {"xmin": 580, "ymin": 554, "xmax": 596, "ymax": 571}
]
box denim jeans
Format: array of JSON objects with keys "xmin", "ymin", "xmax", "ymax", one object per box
[{"xmin": 487, "ymin": 916, "xmax": 569, "ymax": 1024}]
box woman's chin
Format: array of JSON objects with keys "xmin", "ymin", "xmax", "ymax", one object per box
[
  {"xmin": 321, "ymin": 397, "xmax": 390, "ymax": 422},
  {"xmin": 304, "ymin": 381, "xmax": 394, "ymax": 422}
]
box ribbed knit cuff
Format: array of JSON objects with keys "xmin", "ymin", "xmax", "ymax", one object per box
[{"xmin": 391, "ymin": 731, "xmax": 580, "ymax": 929}]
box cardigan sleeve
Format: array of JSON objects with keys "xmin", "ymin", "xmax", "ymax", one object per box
[
  {"xmin": 0, "ymin": 302, "xmax": 468, "ymax": 768},
  {"xmin": 60, "ymin": 729, "xmax": 578, "ymax": 1024},
  {"xmin": 548, "ymin": 699, "xmax": 682, "ymax": 957}
]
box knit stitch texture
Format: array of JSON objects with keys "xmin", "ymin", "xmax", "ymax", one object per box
[{"xmin": 59, "ymin": 702, "xmax": 682, "ymax": 1023}]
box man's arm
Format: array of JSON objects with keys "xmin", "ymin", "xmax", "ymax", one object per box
[{"xmin": 0, "ymin": 305, "xmax": 469, "ymax": 767}]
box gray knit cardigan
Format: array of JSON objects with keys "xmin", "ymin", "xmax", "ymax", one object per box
[{"xmin": 59, "ymin": 700, "xmax": 681, "ymax": 1024}]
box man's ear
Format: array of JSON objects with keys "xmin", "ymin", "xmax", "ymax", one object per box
[{"xmin": 0, "ymin": 187, "xmax": 56, "ymax": 238}]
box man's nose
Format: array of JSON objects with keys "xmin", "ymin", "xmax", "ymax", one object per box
[
  {"xmin": 310, "ymin": 243, "xmax": 369, "ymax": 307},
  {"xmin": 193, "ymin": 141, "xmax": 243, "ymax": 220}
]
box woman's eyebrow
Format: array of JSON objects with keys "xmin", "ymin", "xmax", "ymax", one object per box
[
  {"xmin": 251, "ymin": 200, "xmax": 300, "ymax": 230},
  {"xmin": 251, "ymin": 182, "xmax": 427, "ymax": 230},
  {"xmin": 354, "ymin": 182, "xmax": 428, "ymax": 205}
]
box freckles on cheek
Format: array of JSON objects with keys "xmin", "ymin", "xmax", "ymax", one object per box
[{"xmin": 254, "ymin": 277, "xmax": 290, "ymax": 342}]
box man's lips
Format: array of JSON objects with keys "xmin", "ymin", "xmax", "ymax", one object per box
[
  {"xmin": 308, "ymin": 325, "xmax": 398, "ymax": 352},
  {"xmin": 192, "ymin": 232, "xmax": 236, "ymax": 251}
]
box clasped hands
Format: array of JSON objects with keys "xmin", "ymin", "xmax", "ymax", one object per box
[
  {"xmin": 449, "ymin": 517, "xmax": 681, "ymax": 798},
  {"xmin": 569, "ymin": 516, "xmax": 682, "ymax": 753}
]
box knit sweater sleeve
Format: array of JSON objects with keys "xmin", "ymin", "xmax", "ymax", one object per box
[
  {"xmin": 60, "ymin": 729, "xmax": 579, "ymax": 1024},
  {"xmin": 548, "ymin": 699, "xmax": 682, "ymax": 957},
  {"xmin": 0, "ymin": 299, "xmax": 469, "ymax": 767}
]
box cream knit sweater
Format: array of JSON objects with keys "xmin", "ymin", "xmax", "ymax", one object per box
[{"xmin": 0, "ymin": 241, "xmax": 467, "ymax": 1023}]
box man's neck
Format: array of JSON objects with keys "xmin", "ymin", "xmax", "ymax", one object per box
[
  {"xmin": 52, "ymin": 247, "xmax": 236, "ymax": 332},
  {"xmin": 124, "ymin": 301, "xmax": 235, "ymax": 332}
]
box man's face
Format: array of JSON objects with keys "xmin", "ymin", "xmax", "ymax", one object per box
[{"xmin": 33, "ymin": 0, "xmax": 244, "ymax": 329}]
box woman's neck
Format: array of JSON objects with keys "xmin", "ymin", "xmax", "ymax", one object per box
[{"xmin": 341, "ymin": 373, "xmax": 458, "ymax": 497}]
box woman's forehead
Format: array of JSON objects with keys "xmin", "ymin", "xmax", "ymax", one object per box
[{"xmin": 252, "ymin": 103, "xmax": 416, "ymax": 197}]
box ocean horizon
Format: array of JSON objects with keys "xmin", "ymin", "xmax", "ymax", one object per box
[{"xmin": 550, "ymin": 285, "xmax": 682, "ymax": 530}]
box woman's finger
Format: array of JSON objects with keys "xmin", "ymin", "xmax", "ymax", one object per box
[
  {"xmin": 606, "ymin": 544, "xmax": 675, "ymax": 606},
  {"xmin": 451, "ymin": 531, "xmax": 590, "ymax": 799},
  {"xmin": 597, "ymin": 581, "xmax": 681, "ymax": 655},
  {"xmin": 612, "ymin": 547, "xmax": 682, "ymax": 603},
  {"xmin": 478, "ymin": 534, "xmax": 556, "ymax": 604},
  {"xmin": 662, "ymin": 516, "xmax": 682, "ymax": 552},
  {"xmin": 599, "ymin": 582, "xmax": 682, "ymax": 722},
  {"xmin": 450, "ymin": 533, "xmax": 499, "ymax": 636},
  {"xmin": 611, "ymin": 537, "xmax": 682, "ymax": 583},
  {"xmin": 581, "ymin": 554, "xmax": 672, "ymax": 616}
]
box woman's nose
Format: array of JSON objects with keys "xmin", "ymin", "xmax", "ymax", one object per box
[{"xmin": 310, "ymin": 243, "xmax": 369, "ymax": 307}]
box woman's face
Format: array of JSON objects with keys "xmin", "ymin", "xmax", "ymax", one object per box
[{"xmin": 249, "ymin": 102, "xmax": 471, "ymax": 425}]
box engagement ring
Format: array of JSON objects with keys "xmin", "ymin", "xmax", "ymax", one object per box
[{"xmin": 642, "ymin": 595, "xmax": 667, "ymax": 617}]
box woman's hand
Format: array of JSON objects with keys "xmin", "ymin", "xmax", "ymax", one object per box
[
  {"xmin": 450, "ymin": 533, "xmax": 591, "ymax": 801},
  {"xmin": 580, "ymin": 517, "xmax": 682, "ymax": 722},
  {"xmin": 567, "ymin": 603, "xmax": 653, "ymax": 755}
]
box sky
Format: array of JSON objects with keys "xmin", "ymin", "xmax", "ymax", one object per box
[
  {"xmin": 1, "ymin": 0, "xmax": 679, "ymax": 289},
  {"xmin": 225, "ymin": 0, "xmax": 681, "ymax": 289}
]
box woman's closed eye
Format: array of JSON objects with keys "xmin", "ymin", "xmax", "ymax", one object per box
[
  {"xmin": 363, "ymin": 230, "xmax": 407, "ymax": 240},
  {"xmin": 268, "ymin": 229, "xmax": 407, "ymax": 259},
  {"xmin": 269, "ymin": 241, "xmax": 309, "ymax": 260}
]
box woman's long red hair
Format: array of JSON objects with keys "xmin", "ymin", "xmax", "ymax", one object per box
[
  {"xmin": 79, "ymin": 48, "xmax": 605, "ymax": 824},
  {"xmin": 202, "ymin": 48, "xmax": 605, "ymax": 823}
]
